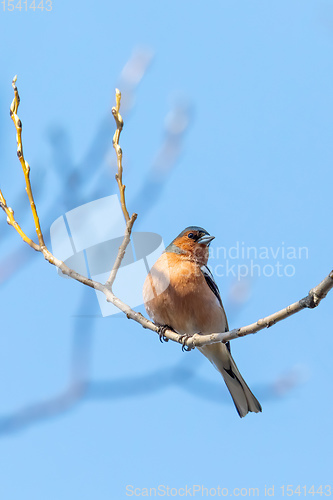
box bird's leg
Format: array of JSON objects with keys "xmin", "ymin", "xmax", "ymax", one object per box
[
  {"xmin": 178, "ymin": 334, "xmax": 194, "ymax": 352},
  {"xmin": 156, "ymin": 324, "xmax": 174, "ymax": 343}
]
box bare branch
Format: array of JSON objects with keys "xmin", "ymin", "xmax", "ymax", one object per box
[
  {"xmin": 1, "ymin": 77, "xmax": 332, "ymax": 355},
  {"xmin": 10, "ymin": 76, "xmax": 45, "ymax": 249},
  {"xmin": 0, "ymin": 183, "xmax": 40, "ymax": 251},
  {"xmin": 181, "ymin": 269, "xmax": 333, "ymax": 349},
  {"xmin": 105, "ymin": 88, "xmax": 138, "ymax": 289},
  {"xmin": 112, "ymin": 88, "xmax": 130, "ymax": 222},
  {"xmin": 105, "ymin": 213, "xmax": 137, "ymax": 288}
]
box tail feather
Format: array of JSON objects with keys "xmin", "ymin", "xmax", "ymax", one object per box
[{"xmin": 198, "ymin": 343, "xmax": 262, "ymax": 418}]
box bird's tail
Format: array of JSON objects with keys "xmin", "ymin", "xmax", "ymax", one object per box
[{"xmin": 198, "ymin": 343, "xmax": 262, "ymax": 418}]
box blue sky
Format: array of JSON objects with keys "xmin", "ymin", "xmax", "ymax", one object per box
[{"xmin": 0, "ymin": 1, "xmax": 333, "ymax": 499}]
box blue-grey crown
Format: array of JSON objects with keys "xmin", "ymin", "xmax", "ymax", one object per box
[{"xmin": 177, "ymin": 226, "xmax": 210, "ymax": 238}]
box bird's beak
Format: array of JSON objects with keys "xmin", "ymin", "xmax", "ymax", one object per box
[{"xmin": 197, "ymin": 235, "xmax": 215, "ymax": 246}]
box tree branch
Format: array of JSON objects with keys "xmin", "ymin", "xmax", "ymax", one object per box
[
  {"xmin": 105, "ymin": 213, "xmax": 137, "ymax": 288},
  {"xmin": 112, "ymin": 88, "xmax": 130, "ymax": 222},
  {"xmin": 0, "ymin": 77, "xmax": 332, "ymax": 353},
  {"xmin": 105, "ymin": 89, "xmax": 137, "ymax": 289},
  {"xmin": 181, "ymin": 269, "xmax": 333, "ymax": 349},
  {"xmin": 0, "ymin": 190, "xmax": 40, "ymax": 251},
  {"xmin": 10, "ymin": 75, "xmax": 45, "ymax": 249}
]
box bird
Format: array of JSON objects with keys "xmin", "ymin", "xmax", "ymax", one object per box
[{"xmin": 143, "ymin": 226, "xmax": 262, "ymax": 417}]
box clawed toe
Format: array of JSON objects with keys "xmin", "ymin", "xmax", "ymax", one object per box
[
  {"xmin": 156, "ymin": 326, "xmax": 193, "ymax": 351},
  {"xmin": 178, "ymin": 334, "xmax": 193, "ymax": 352},
  {"xmin": 157, "ymin": 325, "xmax": 171, "ymax": 343}
]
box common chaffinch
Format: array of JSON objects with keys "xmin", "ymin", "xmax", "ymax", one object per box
[{"xmin": 143, "ymin": 226, "xmax": 262, "ymax": 417}]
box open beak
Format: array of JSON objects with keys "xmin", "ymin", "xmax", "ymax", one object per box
[{"xmin": 197, "ymin": 235, "xmax": 215, "ymax": 246}]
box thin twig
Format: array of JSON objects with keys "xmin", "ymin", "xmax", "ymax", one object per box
[
  {"xmin": 10, "ymin": 76, "xmax": 45, "ymax": 249},
  {"xmin": 0, "ymin": 190, "xmax": 40, "ymax": 251},
  {"xmin": 105, "ymin": 213, "xmax": 137, "ymax": 288},
  {"xmin": 104, "ymin": 88, "xmax": 138, "ymax": 289},
  {"xmin": 112, "ymin": 88, "xmax": 130, "ymax": 222}
]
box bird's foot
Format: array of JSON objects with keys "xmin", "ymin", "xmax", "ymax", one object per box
[
  {"xmin": 157, "ymin": 325, "xmax": 173, "ymax": 343},
  {"xmin": 178, "ymin": 334, "xmax": 193, "ymax": 352}
]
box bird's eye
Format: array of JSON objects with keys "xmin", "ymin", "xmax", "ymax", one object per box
[{"xmin": 188, "ymin": 232, "xmax": 194, "ymax": 239}]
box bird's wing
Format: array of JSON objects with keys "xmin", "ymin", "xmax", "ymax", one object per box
[
  {"xmin": 201, "ymin": 265, "xmax": 230, "ymax": 349},
  {"xmin": 201, "ymin": 265, "xmax": 223, "ymax": 307}
]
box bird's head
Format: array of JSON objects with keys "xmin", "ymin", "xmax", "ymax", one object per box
[{"xmin": 165, "ymin": 226, "xmax": 215, "ymax": 265}]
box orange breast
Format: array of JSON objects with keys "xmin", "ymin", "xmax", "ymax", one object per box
[{"xmin": 143, "ymin": 252, "xmax": 227, "ymax": 335}]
